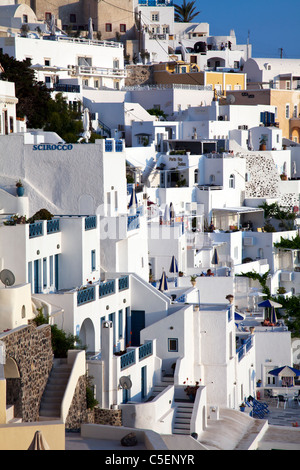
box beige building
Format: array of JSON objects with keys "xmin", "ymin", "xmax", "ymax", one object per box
[
  {"xmin": 226, "ymin": 88, "xmax": 300, "ymax": 142},
  {"xmin": 22, "ymin": 0, "xmax": 136, "ymax": 40}
]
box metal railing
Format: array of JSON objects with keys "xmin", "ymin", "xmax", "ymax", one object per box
[
  {"xmin": 77, "ymin": 285, "xmax": 95, "ymax": 306},
  {"xmin": 120, "ymin": 350, "xmax": 136, "ymax": 370},
  {"xmin": 139, "ymin": 341, "xmax": 152, "ymax": 360},
  {"xmin": 99, "ymin": 279, "xmax": 115, "ymax": 298}
]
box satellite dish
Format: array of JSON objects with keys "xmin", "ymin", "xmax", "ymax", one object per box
[
  {"xmin": 226, "ymin": 94, "xmax": 235, "ymax": 104},
  {"xmin": 0, "ymin": 269, "xmax": 15, "ymax": 287},
  {"xmin": 119, "ymin": 376, "xmax": 132, "ymax": 390}
]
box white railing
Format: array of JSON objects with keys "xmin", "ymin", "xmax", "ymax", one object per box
[
  {"xmin": 69, "ymin": 65, "xmax": 126, "ymax": 78},
  {"xmin": 60, "ymin": 350, "xmax": 86, "ymax": 423},
  {"xmin": 43, "ymin": 35, "xmax": 123, "ymax": 48},
  {"xmin": 123, "ymin": 83, "xmax": 213, "ymax": 91}
]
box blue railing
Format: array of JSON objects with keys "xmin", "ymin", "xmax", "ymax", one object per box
[
  {"xmin": 77, "ymin": 286, "xmax": 95, "ymax": 306},
  {"xmin": 99, "ymin": 279, "xmax": 115, "ymax": 297},
  {"xmin": 237, "ymin": 336, "xmax": 253, "ymax": 362},
  {"xmin": 139, "ymin": 341, "xmax": 152, "ymax": 361},
  {"xmin": 85, "ymin": 216, "xmax": 97, "ymax": 230},
  {"xmin": 29, "ymin": 221, "xmax": 43, "ymax": 238},
  {"xmin": 115, "ymin": 139, "xmax": 123, "ymax": 152},
  {"xmin": 119, "ymin": 275, "xmax": 129, "ymax": 291},
  {"xmin": 120, "ymin": 350, "xmax": 136, "ymax": 370},
  {"xmin": 127, "ymin": 214, "xmax": 140, "ymax": 231},
  {"xmin": 139, "ymin": 0, "xmax": 173, "ymax": 5},
  {"xmin": 47, "ymin": 218, "xmax": 60, "ymax": 234},
  {"xmin": 105, "ymin": 140, "xmax": 113, "ymax": 152}
]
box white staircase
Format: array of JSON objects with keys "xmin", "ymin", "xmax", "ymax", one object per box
[
  {"xmin": 146, "ymin": 374, "xmax": 174, "ymax": 401},
  {"xmin": 173, "ymin": 402, "xmax": 194, "ymax": 435}
]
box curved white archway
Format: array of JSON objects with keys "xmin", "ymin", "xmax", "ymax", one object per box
[{"xmin": 79, "ymin": 318, "xmax": 95, "ymax": 353}]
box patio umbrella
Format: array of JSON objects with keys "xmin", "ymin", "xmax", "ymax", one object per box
[
  {"xmin": 82, "ymin": 108, "xmax": 91, "ymax": 143},
  {"xmin": 158, "ymin": 270, "xmax": 168, "ymax": 292},
  {"xmin": 164, "ymin": 204, "xmax": 170, "ymax": 224},
  {"xmin": 258, "ymin": 299, "xmax": 282, "ymax": 308},
  {"xmin": 248, "ymin": 289, "xmax": 267, "ymax": 311},
  {"xmin": 169, "ymin": 255, "xmax": 178, "ymax": 274},
  {"xmin": 269, "ymin": 365, "xmax": 300, "ymax": 378},
  {"xmin": 211, "ymin": 247, "xmax": 219, "ymax": 265},
  {"xmin": 170, "ymin": 202, "xmax": 175, "ymax": 221},
  {"xmin": 128, "ymin": 185, "xmax": 137, "ymax": 210},
  {"xmin": 88, "ymin": 17, "xmax": 93, "ymax": 39},
  {"xmin": 28, "ymin": 431, "xmax": 50, "ymax": 450},
  {"xmin": 49, "ymin": 14, "xmax": 56, "ymax": 35}
]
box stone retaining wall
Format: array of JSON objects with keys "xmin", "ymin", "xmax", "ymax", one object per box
[{"xmin": 1, "ymin": 324, "xmax": 53, "ymax": 421}]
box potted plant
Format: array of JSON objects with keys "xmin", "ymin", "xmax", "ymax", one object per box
[
  {"xmin": 256, "ymin": 379, "xmax": 262, "ymax": 387},
  {"xmin": 259, "ymin": 136, "xmax": 267, "ymax": 151},
  {"xmin": 179, "ymin": 271, "xmax": 184, "ymax": 277},
  {"xmin": 190, "ymin": 275, "xmax": 197, "ymax": 287},
  {"xmin": 184, "ymin": 381, "xmax": 200, "ymax": 402},
  {"xmin": 280, "ymin": 173, "xmax": 288, "ymax": 180},
  {"xmin": 239, "ymin": 402, "xmax": 246, "ymax": 412},
  {"xmin": 16, "ymin": 179, "xmax": 24, "ymax": 197}
]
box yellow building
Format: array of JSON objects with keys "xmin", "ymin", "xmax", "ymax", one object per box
[{"xmin": 153, "ymin": 61, "xmax": 247, "ymax": 96}]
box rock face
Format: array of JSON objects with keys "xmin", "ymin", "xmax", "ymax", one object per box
[{"xmin": 125, "ymin": 65, "xmax": 154, "ymax": 87}]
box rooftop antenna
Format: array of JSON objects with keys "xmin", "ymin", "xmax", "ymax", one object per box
[
  {"xmin": 0, "ymin": 269, "xmax": 15, "ymax": 287},
  {"xmin": 279, "ymin": 48, "xmax": 283, "ymax": 58}
]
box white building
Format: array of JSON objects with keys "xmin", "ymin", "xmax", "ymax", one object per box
[{"xmin": 244, "ymin": 58, "xmax": 300, "ymax": 90}]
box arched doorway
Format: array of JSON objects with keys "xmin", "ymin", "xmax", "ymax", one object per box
[
  {"xmin": 4, "ymin": 357, "xmax": 20, "ymax": 378},
  {"xmin": 79, "ymin": 318, "xmax": 95, "ymax": 353}
]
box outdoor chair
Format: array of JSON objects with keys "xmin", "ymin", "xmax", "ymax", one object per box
[{"xmin": 277, "ymin": 395, "xmax": 288, "ymax": 409}]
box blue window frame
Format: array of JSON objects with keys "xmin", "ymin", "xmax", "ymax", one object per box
[{"xmin": 91, "ymin": 249, "xmax": 96, "ymax": 271}]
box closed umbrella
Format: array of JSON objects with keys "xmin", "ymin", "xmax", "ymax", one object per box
[
  {"xmin": 88, "ymin": 17, "xmax": 93, "ymax": 39},
  {"xmin": 164, "ymin": 204, "xmax": 170, "ymax": 224},
  {"xmin": 169, "ymin": 255, "xmax": 178, "ymax": 274},
  {"xmin": 28, "ymin": 431, "xmax": 50, "ymax": 450},
  {"xmin": 158, "ymin": 270, "xmax": 168, "ymax": 292},
  {"xmin": 128, "ymin": 185, "xmax": 137, "ymax": 211},
  {"xmin": 49, "ymin": 14, "xmax": 56, "ymax": 35},
  {"xmin": 211, "ymin": 247, "xmax": 219, "ymax": 265},
  {"xmin": 170, "ymin": 202, "xmax": 175, "ymax": 222},
  {"xmin": 82, "ymin": 108, "xmax": 91, "ymax": 143},
  {"xmin": 211, "ymin": 247, "xmax": 219, "ymax": 275}
]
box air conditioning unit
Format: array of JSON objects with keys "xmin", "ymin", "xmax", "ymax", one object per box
[{"xmin": 243, "ymin": 237, "xmax": 254, "ymax": 246}]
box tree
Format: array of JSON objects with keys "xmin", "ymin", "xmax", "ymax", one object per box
[
  {"xmin": 0, "ymin": 51, "xmax": 52, "ymax": 129},
  {"xmin": 43, "ymin": 93, "xmax": 83, "ymax": 143},
  {"xmin": 174, "ymin": 0, "xmax": 200, "ymax": 23},
  {"xmin": 0, "ymin": 52, "xmax": 83, "ymax": 141}
]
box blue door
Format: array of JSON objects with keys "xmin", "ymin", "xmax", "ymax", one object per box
[
  {"xmin": 141, "ymin": 366, "xmax": 147, "ymax": 399},
  {"xmin": 54, "ymin": 254, "xmax": 59, "ymax": 290},
  {"xmin": 131, "ymin": 310, "xmax": 145, "ymax": 347},
  {"xmin": 34, "ymin": 259, "xmax": 40, "ymax": 293}
]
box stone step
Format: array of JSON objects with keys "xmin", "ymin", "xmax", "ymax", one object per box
[
  {"xmin": 173, "ymin": 428, "xmax": 190, "ymax": 435},
  {"xmin": 174, "ymin": 417, "xmax": 191, "ymax": 424}
]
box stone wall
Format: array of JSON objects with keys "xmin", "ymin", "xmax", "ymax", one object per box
[
  {"xmin": 245, "ymin": 152, "xmax": 281, "ymax": 198},
  {"xmin": 1, "ymin": 324, "xmax": 53, "ymax": 421},
  {"xmin": 86, "ymin": 407, "xmax": 122, "ymax": 427},
  {"xmin": 65, "ymin": 375, "xmax": 88, "ymax": 431}
]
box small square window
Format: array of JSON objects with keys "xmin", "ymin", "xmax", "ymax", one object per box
[
  {"xmin": 168, "ymin": 338, "xmax": 178, "ymax": 352},
  {"xmin": 70, "ymin": 14, "xmax": 76, "ymax": 23},
  {"xmin": 106, "ymin": 23, "xmax": 112, "ymax": 32},
  {"xmin": 120, "ymin": 24, "xmax": 126, "ymax": 33}
]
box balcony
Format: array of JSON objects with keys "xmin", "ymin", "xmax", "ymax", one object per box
[
  {"xmin": 127, "ymin": 214, "xmax": 140, "ymax": 231},
  {"xmin": 120, "ymin": 350, "xmax": 136, "ymax": 370},
  {"xmin": 236, "ymin": 335, "xmax": 253, "ymax": 362},
  {"xmin": 77, "ymin": 285, "xmax": 95, "ymax": 306},
  {"xmin": 68, "ymin": 65, "xmax": 125, "ymax": 79},
  {"xmin": 118, "ymin": 275, "xmax": 129, "ymax": 291},
  {"xmin": 29, "ymin": 221, "xmax": 43, "ymax": 238},
  {"xmin": 85, "ymin": 216, "xmax": 97, "ymax": 231},
  {"xmin": 99, "ymin": 279, "xmax": 115, "ymax": 298},
  {"xmin": 47, "ymin": 218, "xmax": 60, "ymax": 234},
  {"xmin": 120, "ymin": 341, "xmax": 153, "ymax": 370}
]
